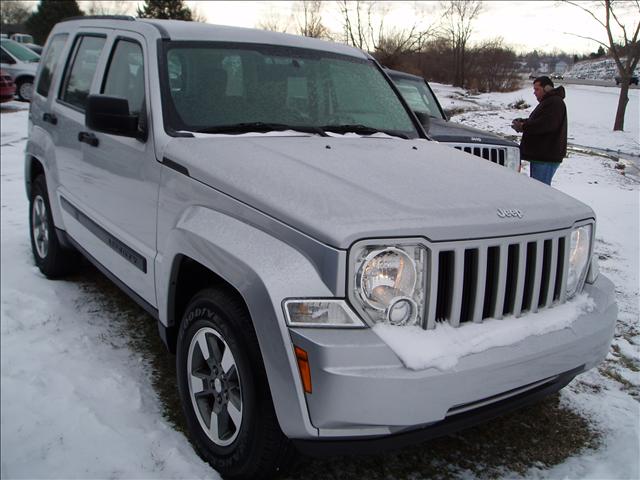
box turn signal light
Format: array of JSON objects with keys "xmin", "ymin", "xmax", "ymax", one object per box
[{"xmin": 294, "ymin": 346, "xmax": 312, "ymax": 394}]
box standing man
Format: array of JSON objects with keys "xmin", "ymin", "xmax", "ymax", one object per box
[{"xmin": 512, "ymin": 76, "xmax": 567, "ymax": 185}]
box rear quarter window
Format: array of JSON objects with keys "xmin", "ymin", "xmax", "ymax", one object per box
[
  {"xmin": 59, "ymin": 35, "xmax": 106, "ymax": 111},
  {"xmin": 36, "ymin": 34, "xmax": 68, "ymax": 97}
]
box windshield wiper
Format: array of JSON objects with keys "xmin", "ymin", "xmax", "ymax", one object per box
[
  {"xmin": 195, "ymin": 122, "xmax": 328, "ymax": 136},
  {"xmin": 320, "ymin": 124, "xmax": 409, "ymax": 139}
]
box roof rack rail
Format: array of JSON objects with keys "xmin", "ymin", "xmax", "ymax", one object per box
[{"xmin": 60, "ymin": 15, "xmax": 136, "ymax": 23}]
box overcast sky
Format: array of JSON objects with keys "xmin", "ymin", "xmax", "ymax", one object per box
[
  {"xmin": 181, "ymin": 1, "xmax": 634, "ymax": 54},
  {"xmin": 65, "ymin": 1, "xmax": 638, "ymax": 55}
]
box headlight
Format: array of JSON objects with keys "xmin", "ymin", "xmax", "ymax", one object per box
[
  {"xmin": 506, "ymin": 146, "xmax": 520, "ymax": 171},
  {"xmin": 284, "ymin": 300, "xmax": 365, "ymax": 327},
  {"xmin": 566, "ymin": 224, "xmax": 592, "ymax": 298},
  {"xmin": 354, "ymin": 245, "xmax": 426, "ymax": 326}
]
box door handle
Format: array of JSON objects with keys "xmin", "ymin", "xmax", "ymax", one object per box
[
  {"xmin": 78, "ymin": 131, "xmax": 99, "ymax": 147},
  {"xmin": 42, "ymin": 112, "xmax": 57, "ymax": 125}
]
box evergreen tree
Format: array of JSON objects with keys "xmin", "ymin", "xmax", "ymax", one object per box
[
  {"xmin": 136, "ymin": 0, "xmax": 193, "ymax": 21},
  {"xmin": 25, "ymin": 0, "xmax": 83, "ymax": 44}
]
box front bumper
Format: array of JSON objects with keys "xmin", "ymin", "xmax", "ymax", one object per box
[{"xmin": 288, "ymin": 274, "xmax": 616, "ymax": 443}]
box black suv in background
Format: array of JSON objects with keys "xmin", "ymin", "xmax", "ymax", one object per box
[{"xmin": 387, "ymin": 69, "xmax": 521, "ymax": 171}]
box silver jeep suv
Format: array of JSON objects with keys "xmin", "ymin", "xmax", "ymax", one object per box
[{"xmin": 26, "ymin": 17, "xmax": 616, "ymax": 479}]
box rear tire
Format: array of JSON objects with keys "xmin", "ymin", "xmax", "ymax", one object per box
[
  {"xmin": 176, "ymin": 288, "xmax": 296, "ymax": 479},
  {"xmin": 29, "ymin": 175, "xmax": 77, "ymax": 278}
]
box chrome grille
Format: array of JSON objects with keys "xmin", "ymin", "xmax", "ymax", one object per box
[
  {"xmin": 424, "ymin": 230, "xmax": 570, "ymax": 329},
  {"xmin": 451, "ymin": 143, "xmax": 507, "ymax": 166}
]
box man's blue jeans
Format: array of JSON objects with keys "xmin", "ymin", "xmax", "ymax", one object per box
[{"xmin": 530, "ymin": 162, "xmax": 560, "ymax": 185}]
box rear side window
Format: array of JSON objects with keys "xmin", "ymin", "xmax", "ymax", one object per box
[
  {"xmin": 36, "ymin": 34, "xmax": 68, "ymax": 97},
  {"xmin": 101, "ymin": 40, "xmax": 145, "ymax": 114},
  {"xmin": 59, "ymin": 35, "xmax": 106, "ymax": 111}
]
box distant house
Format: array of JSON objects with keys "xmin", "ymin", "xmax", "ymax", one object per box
[{"xmin": 555, "ymin": 61, "xmax": 568, "ymax": 74}]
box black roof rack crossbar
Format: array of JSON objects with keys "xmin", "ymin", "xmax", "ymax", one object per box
[{"xmin": 60, "ymin": 15, "xmax": 136, "ymax": 23}]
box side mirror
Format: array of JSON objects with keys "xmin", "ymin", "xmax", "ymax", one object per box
[
  {"xmin": 414, "ymin": 111, "xmax": 431, "ymax": 133},
  {"xmin": 85, "ymin": 94, "xmax": 146, "ymax": 140}
]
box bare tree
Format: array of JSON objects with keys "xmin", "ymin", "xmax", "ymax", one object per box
[
  {"xmin": 257, "ymin": 6, "xmax": 292, "ymax": 33},
  {"xmin": 338, "ymin": 0, "xmax": 374, "ymax": 50},
  {"xmin": 295, "ymin": 1, "xmax": 329, "ymax": 38},
  {"xmin": 440, "ymin": 0, "xmax": 483, "ymax": 88},
  {"xmin": 565, "ymin": 0, "xmax": 640, "ymax": 131},
  {"xmin": 338, "ymin": 0, "xmax": 433, "ymax": 62},
  {"xmin": 466, "ymin": 37, "xmax": 521, "ymax": 92},
  {"xmin": 375, "ymin": 24, "xmax": 436, "ymax": 68},
  {"xmin": 1, "ymin": 0, "xmax": 32, "ymax": 25}
]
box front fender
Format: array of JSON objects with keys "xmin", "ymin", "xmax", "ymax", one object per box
[{"xmin": 157, "ymin": 206, "xmax": 340, "ymax": 439}]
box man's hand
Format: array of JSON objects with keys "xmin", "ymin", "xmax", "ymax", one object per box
[{"xmin": 511, "ymin": 118, "xmax": 524, "ymax": 132}]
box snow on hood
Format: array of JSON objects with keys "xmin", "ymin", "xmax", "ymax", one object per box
[
  {"xmin": 162, "ymin": 135, "xmax": 593, "ymax": 248},
  {"xmin": 374, "ymin": 294, "xmax": 596, "ymax": 371}
]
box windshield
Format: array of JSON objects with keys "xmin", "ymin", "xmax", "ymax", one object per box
[
  {"xmin": 161, "ymin": 42, "xmax": 419, "ymax": 138},
  {"xmin": 392, "ymin": 75, "xmax": 444, "ymax": 120},
  {"xmin": 1, "ymin": 39, "xmax": 40, "ymax": 62}
]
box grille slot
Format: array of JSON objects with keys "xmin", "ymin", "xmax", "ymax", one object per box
[
  {"xmin": 436, "ymin": 251, "xmax": 455, "ymax": 322},
  {"xmin": 503, "ymin": 244, "xmax": 519, "ymax": 316},
  {"xmin": 459, "ymin": 249, "xmax": 478, "ymax": 324},
  {"xmin": 522, "ymin": 242, "xmax": 537, "ymax": 312},
  {"xmin": 424, "ymin": 231, "xmax": 571, "ymax": 328},
  {"xmin": 483, "ymin": 246, "xmax": 500, "ymax": 318}
]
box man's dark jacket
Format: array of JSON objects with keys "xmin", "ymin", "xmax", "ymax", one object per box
[{"xmin": 520, "ymin": 86, "xmax": 567, "ymax": 163}]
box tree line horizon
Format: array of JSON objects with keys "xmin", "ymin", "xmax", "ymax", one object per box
[{"xmin": 1, "ymin": 0, "xmax": 637, "ymax": 130}]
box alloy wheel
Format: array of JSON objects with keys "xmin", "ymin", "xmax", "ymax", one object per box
[
  {"xmin": 19, "ymin": 82, "xmax": 33, "ymax": 101},
  {"xmin": 187, "ymin": 327, "xmax": 243, "ymax": 446},
  {"xmin": 32, "ymin": 195, "xmax": 49, "ymax": 259}
]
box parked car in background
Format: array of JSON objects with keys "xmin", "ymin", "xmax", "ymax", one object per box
[
  {"xmin": 387, "ymin": 68, "xmax": 521, "ymax": 171},
  {"xmin": 0, "ymin": 39, "xmax": 39, "ymax": 101},
  {"xmin": 551, "ymin": 73, "xmax": 564, "ymax": 80},
  {"xmin": 0, "ymin": 69, "xmax": 16, "ymax": 102},
  {"xmin": 615, "ymin": 75, "xmax": 639, "ymax": 86},
  {"xmin": 9, "ymin": 33, "xmax": 43, "ymax": 55}
]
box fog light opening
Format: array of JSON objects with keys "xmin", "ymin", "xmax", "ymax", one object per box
[
  {"xmin": 294, "ymin": 346, "xmax": 312, "ymax": 394},
  {"xmin": 385, "ymin": 297, "xmax": 417, "ymax": 326}
]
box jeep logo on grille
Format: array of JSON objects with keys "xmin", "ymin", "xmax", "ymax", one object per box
[
  {"xmin": 497, "ymin": 208, "xmax": 523, "ymax": 218},
  {"xmin": 470, "ymin": 137, "xmax": 482, "ymax": 142}
]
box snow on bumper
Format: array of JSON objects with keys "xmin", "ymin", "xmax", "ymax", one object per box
[{"xmin": 288, "ymin": 274, "xmax": 616, "ymax": 437}]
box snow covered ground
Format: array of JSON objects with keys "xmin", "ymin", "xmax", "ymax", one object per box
[
  {"xmin": 432, "ymin": 82, "xmax": 639, "ymax": 156},
  {"xmin": 1, "ymin": 83, "xmax": 638, "ymax": 480}
]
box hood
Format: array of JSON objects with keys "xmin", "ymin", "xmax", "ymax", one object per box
[
  {"xmin": 428, "ymin": 118, "xmax": 517, "ymax": 147},
  {"xmin": 163, "ymin": 135, "xmax": 593, "ymax": 248}
]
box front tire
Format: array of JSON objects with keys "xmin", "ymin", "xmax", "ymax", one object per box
[
  {"xmin": 176, "ymin": 288, "xmax": 295, "ymax": 479},
  {"xmin": 29, "ymin": 175, "xmax": 77, "ymax": 278}
]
